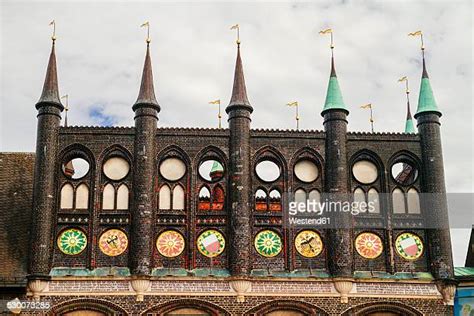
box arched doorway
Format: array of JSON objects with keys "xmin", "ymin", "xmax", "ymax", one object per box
[
  {"xmin": 143, "ymin": 299, "xmax": 230, "ymax": 316},
  {"xmin": 63, "ymin": 312, "xmax": 105, "ymax": 316},
  {"xmin": 246, "ymin": 300, "xmax": 328, "ymax": 316},
  {"xmin": 342, "ymin": 302, "xmax": 423, "ymax": 316}
]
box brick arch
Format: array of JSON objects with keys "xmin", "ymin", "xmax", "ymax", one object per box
[
  {"xmin": 341, "ymin": 301, "xmax": 423, "ymax": 316},
  {"xmin": 141, "ymin": 298, "xmax": 230, "ymax": 316},
  {"xmin": 49, "ymin": 298, "xmax": 128, "ymax": 315},
  {"xmin": 245, "ymin": 299, "xmax": 328, "ymax": 315}
]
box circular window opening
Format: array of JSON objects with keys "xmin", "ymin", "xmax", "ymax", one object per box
[
  {"xmin": 103, "ymin": 157, "xmax": 130, "ymax": 181},
  {"xmin": 294, "ymin": 160, "xmax": 319, "ymax": 183},
  {"xmin": 255, "ymin": 160, "xmax": 281, "ymax": 182},
  {"xmin": 352, "ymin": 160, "xmax": 378, "ymax": 184},
  {"xmin": 62, "ymin": 158, "xmax": 90, "ymax": 179},
  {"xmin": 160, "ymin": 158, "xmax": 186, "ymax": 181},
  {"xmin": 391, "ymin": 161, "xmax": 418, "ymax": 186},
  {"xmin": 199, "ymin": 160, "xmax": 224, "ymax": 182}
]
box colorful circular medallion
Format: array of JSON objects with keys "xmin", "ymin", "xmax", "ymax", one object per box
[
  {"xmin": 99, "ymin": 229, "xmax": 128, "ymax": 257},
  {"xmin": 197, "ymin": 230, "xmax": 225, "ymax": 258},
  {"xmin": 57, "ymin": 228, "xmax": 87, "ymax": 255},
  {"xmin": 156, "ymin": 230, "xmax": 186, "ymax": 258},
  {"xmin": 355, "ymin": 232, "xmax": 383, "ymax": 259},
  {"xmin": 395, "ymin": 232, "xmax": 424, "ymax": 260},
  {"xmin": 254, "ymin": 230, "xmax": 282, "ymax": 258},
  {"xmin": 295, "ymin": 230, "xmax": 323, "ymax": 258}
]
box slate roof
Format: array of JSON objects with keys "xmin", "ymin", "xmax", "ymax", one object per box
[{"xmin": 0, "ymin": 152, "xmax": 35, "ymax": 286}]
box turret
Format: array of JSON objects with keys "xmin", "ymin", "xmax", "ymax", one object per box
[
  {"xmin": 414, "ymin": 48, "xmax": 454, "ymax": 280},
  {"xmin": 28, "ymin": 36, "xmax": 64, "ymax": 280},
  {"xmin": 129, "ymin": 38, "xmax": 160, "ymax": 276},
  {"xmin": 320, "ymin": 39, "xmax": 353, "ymax": 278},
  {"xmin": 226, "ymin": 36, "xmax": 253, "ymax": 276}
]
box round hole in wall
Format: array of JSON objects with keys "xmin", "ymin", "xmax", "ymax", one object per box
[
  {"xmin": 391, "ymin": 161, "xmax": 418, "ymax": 186},
  {"xmin": 62, "ymin": 158, "xmax": 90, "ymax": 179},
  {"xmin": 159, "ymin": 157, "xmax": 186, "ymax": 181},
  {"xmin": 352, "ymin": 160, "xmax": 378, "ymax": 184},
  {"xmin": 255, "ymin": 160, "xmax": 281, "ymax": 182},
  {"xmin": 103, "ymin": 157, "xmax": 130, "ymax": 181},
  {"xmin": 294, "ymin": 160, "xmax": 319, "ymax": 183},
  {"xmin": 199, "ymin": 160, "xmax": 224, "ymax": 182}
]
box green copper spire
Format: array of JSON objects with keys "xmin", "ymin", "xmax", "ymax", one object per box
[
  {"xmin": 415, "ymin": 55, "xmax": 441, "ymax": 118},
  {"xmin": 400, "ymin": 77, "xmax": 416, "ymax": 133},
  {"xmin": 321, "ymin": 56, "xmax": 347, "ymax": 115},
  {"xmin": 405, "ymin": 117, "xmax": 415, "ymax": 133}
]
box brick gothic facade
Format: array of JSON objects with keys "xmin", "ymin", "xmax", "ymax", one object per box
[{"xmin": 0, "ymin": 36, "xmax": 458, "ymax": 315}]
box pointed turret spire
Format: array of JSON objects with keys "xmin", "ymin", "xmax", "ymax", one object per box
[
  {"xmin": 399, "ymin": 77, "xmax": 416, "ymax": 133},
  {"xmin": 321, "ymin": 52, "xmax": 347, "ymax": 116},
  {"xmin": 36, "ymin": 39, "xmax": 63, "ymax": 110},
  {"xmin": 405, "ymin": 99, "xmax": 415, "ymax": 133},
  {"xmin": 414, "ymin": 39, "xmax": 441, "ymax": 118},
  {"xmin": 227, "ymin": 43, "xmax": 252, "ymax": 111},
  {"xmin": 133, "ymin": 42, "xmax": 160, "ymax": 112}
]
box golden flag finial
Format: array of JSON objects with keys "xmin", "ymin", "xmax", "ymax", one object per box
[
  {"xmin": 141, "ymin": 21, "xmax": 151, "ymax": 43},
  {"xmin": 285, "ymin": 101, "xmax": 300, "ymax": 130},
  {"xmin": 360, "ymin": 103, "xmax": 374, "ymax": 132},
  {"xmin": 209, "ymin": 99, "xmax": 222, "ymax": 128},
  {"xmin": 319, "ymin": 28, "xmax": 334, "ymax": 50},
  {"xmin": 61, "ymin": 94, "xmax": 69, "ymax": 127},
  {"xmin": 49, "ymin": 20, "xmax": 56, "ymax": 41},
  {"xmin": 398, "ymin": 76, "xmax": 409, "ymax": 94},
  {"xmin": 408, "ymin": 30, "xmax": 424, "ymax": 50},
  {"xmin": 230, "ymin": 24, "xmax": 240, "ymax": 44}
]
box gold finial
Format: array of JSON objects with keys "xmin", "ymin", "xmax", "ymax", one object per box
[
  {"xmin": 141, "ymin": 21, "xmax": 151, "ymax": 43},
  {"xmin": 230, "ymin": 24, "xmax": 240, "ymax": 45},
  {"xmin": 398, "ymin": 76, "xmax": 409, "ymax": 94},
  {"xmin": 360, "ymin": 103, "xmax": 374, "ymax": 133},
  {"xmin": 408, "ymin": 30, "xmax": 424, "ymax": 51},
  {"xmin": 286, "ymin": 101, "xmax": 300, "ymax": 130},
  {"xmin": 319, "ymin": 28, "xmax": 334, "ymax": 53},
  {"xmin": 61, "ymin": 94, "xmax": 69, "ymax": 127},
  {"xmin": 49, "ymin": 20, "xmax": 56, "ymax": 41},
  {"xmin": 209, "ymin": 99, "xmax": 222, "ymax": 128}
]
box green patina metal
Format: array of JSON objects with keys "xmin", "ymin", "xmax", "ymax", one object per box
[
  {"xmin": 353, "ymin": 271, "xmax": 433, "ymax": 280},
  {"xmin": 50, "ymin": 267, "xmax": 130, "ymax": 277},
  {"xmin": 455, "ymin": 267, "xmax": 474, "ymax": 277},
  {"xmin": 416, "ymin": 77, "xmax": 440, "ymax": 117},
  {"xmin": 405, "ymin": 118, "xmax": 416, "ymax": 133},
  {"xmin": 322, "ymin": 76, "xmax": 347, "ymax": 114}
]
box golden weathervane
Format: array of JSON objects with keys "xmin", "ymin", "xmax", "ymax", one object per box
[
  {"xmin": 319, "ymin": 28, "xmax": 333, "ymax": 56},
  {"xmin": 230, "ymin": 24, "xmax": 240, "ymax": 44},
  {"xmin": 61, "ymin": 94, "xmax": 69, "ymax": 127},
  {"xmin": 49, "ymin": 20, "xmax": 56, "ymax": 41},
  {"xmin": 360, "ymin": 103, "xmax": 374, "ymax": 133},
  {"xmin": 141, "ymin": 21, "xmax": 151, "ymax": 43},
  {"xmin": 286, "ymin": 101, "xmax": 300, "ymax": 130},
  {"xmin": 209, "ymin": 99, "xmax": 222, "ymax": 128}
]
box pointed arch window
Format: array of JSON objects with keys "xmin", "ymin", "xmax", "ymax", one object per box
[
  {"xmin": 392, "ymin": 188, "xmax": 406, "ymax": 214},
  {"xmin": 367, "ymin": 188, "xmax": 380, "ymax": 214},
  {"xmin": 116, "ymin": 184, "xmax": 129, "ymax": 210},
  {"xmin": 198, "ymin": 186, "xmax": 211, "ymax": 211},
  {"xmin": 211, "ymin": 185, "xmax": 225, "ymax": 210},
  {"xmin": 75, "ymin": 184, "xmax": 89, "ymax": 209},
  {"xmin": 60, "ymin": 184, "xmax": 74, "ymax": 209},
  {"xmin": 159, "ymin": 185, "xmax": 171, "ymax": 210},
  {"xmin": 255, "ymin": 189, "xmax": 268, "ymax": 211},
  {"xmin": 172, "ymin": 185, "xmax": 185, "ymax": 210},
  {"xmin": 407, "ymin": 188, "xmax": 420, "ymax": 214},
  {"xmin": 102, "ymin": 183, "xmax": 115, "ymax": 210},
  {"xmin": 308, "ymin": 189, "xmax": 321, "ymax": 204},
  {"xmin": 353, "ymin": 188, "xmax": 366, "ymax": 214},
  {"xmin": 269, "ymin": 189, "xmax": 282, "ymax": 211}
]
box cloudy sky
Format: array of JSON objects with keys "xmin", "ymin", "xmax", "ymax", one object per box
[{"xmin": 0, "ymin": 0, "xmax": 472, "ymax": 266}]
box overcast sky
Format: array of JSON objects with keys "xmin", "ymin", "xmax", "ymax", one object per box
[{"xmin": 0, "ymin": 0, "xmax": 472, "ymax": 267}]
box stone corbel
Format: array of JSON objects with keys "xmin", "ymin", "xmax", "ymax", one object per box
[
  {"xmin": 130, "ymin": 277, "xmax": 151, "ymax": 302},
  {"xmin": 436, "ymin": 281, "xmax": 457, "ymax": 305},
  {"xmin": 333, "ymin": 279, "xmax": 354, "ymax": 303},
  {"xmin": 27, "ymin": 279, "xmax": 48, "ymax": 301},
  {"xmin": 229, "ymin": 279, "xmax": 252, "ymax": 303}
]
